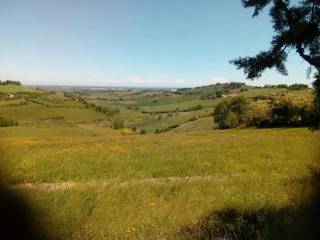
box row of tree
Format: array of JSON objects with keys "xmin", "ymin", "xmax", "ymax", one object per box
[
  {"xmin": 213, "ymin": 95, "xmax": 317, "ymax": 129},
  {"xmin": 63, "ymin": 92, "xmax": 120, "ymax": 117},
  {"xmin": 83, "ymin": 101, "xmax": 120, "ymax": 117},
  {"xmin": 0, "ymin": 80, "xmax": 21, "ymax": 85},
  {"xmin": 263, "ymin": 84, "xmax": 309, "ymax": 90}
]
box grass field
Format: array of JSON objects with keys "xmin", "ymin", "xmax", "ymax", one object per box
[
  {"xmin": 0, "ymin": 84, "xmax": 318, "ymax": 239},
  {"xmin": 0, "ymin": 104, "xmax": 107, "ymax": 123},
  {"xmin": 1, "ymin": 126, "xmax": 318, "ymax": 239},
  {"xmin": 0, "ymin": 85, "xmax": 41, "ymax": 93}
]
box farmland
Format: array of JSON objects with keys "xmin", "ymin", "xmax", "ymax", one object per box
[{"xmin": 0, "ymin": 83, "xmax": 319, "ymax": 239}]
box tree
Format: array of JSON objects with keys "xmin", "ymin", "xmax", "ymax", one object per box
[
  {"xmin": 231, "ymin": 0, "xmax": 320, "ymax": 125},
  {"xmin": 213, "ymin": 98, "xmax": 248, "ymax": 129},
  {"xmin": 213, "ymin": 101, "xmax": 231, "ymax": 129},
  {"xmin": 229, "ymin": 96, "xmax": 248, "ymax": 122}
]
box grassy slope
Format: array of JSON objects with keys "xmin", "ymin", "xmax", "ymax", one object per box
[
  {"xmin": 173, "ymin": 116, "xmax": 214, "ymax": 132},
  {"xmin": 2, "ymin": 127, "xmax": 316, "ymax": 182},
  {"xmin": 0, "ymin": 85, "xmax": 41, "ymax": 93},
  {"xmin": 0, "ymin": 86, "xmax": 108, "ymax": 123},
  {"xmin": 0, "ymin": 104, "xmax": 107, "ymax": 122},
  {"xmin": 1, "ymin": 126, "xmax": 318, "ymax": 239}
]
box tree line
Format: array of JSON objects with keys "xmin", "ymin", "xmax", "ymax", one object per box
[
  {"xmin": 213, "ymin": 95, "xmax": 317, "ymax": 129},
  {"xmin": 0, "ymin": 80, "xmax": 21, "ymax": 85}
]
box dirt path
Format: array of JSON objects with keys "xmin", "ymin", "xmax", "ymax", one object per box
[{"xmin": 10, "ymin": 175, "xmax": 228, "ymax": 190}]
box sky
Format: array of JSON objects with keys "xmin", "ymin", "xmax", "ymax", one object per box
[{"xmin": 0, "ymin": 0, "xmax": 312, "ymax": 88}]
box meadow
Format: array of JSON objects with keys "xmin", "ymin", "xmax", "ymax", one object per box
[{"xmin": 0, "ymin": 83, "xmax": 318, "ymax": 239}]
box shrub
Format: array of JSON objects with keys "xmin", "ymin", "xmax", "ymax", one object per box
[
  {"xmin": 245, "ymin": 96, "xmax": 313, "ymax": 128},
  {"xmin": 213, "ymin": 97, "xmax": 247, "ymax": 129},
  {"xmin": 244, "ymin": 101, "xmax": 271, "ymax": 128},
  {"xmin": 201, "ymin": 93, "xmax": 217, "ymax": 100},
  {"xmin": 215, "ymin": 94, "xmax": 315, "ymax": 129},
  {"xmin": 213, "ymin": 101, "xmax": 231, "ymax": 129},
  {"xmin": 139, "ymin": 129, "xmax": 146, "ymax": 135},
  {"xmin": 189, "ymin": 116, "xmax": 198, "ymax": 121},
  {"xmin": 270, "ymin": 99, "xmax": 293, "ymax": 126},
  {"xmin": 190, "ymin": 104, "xmax": 203, "ymax": 111},
  {"xmin": 215, "ymin": 91, "xmax": 223, "ymax": 98},
  {"xmin": 270, "ymin": 96, "xmax": 313, "ymax": 127},
  {"xmin": 229, "ymin": 96, "xmax": 247, "ymax": 123},
  {"xmin": 0, "ymin": 117, "xmax": 18, "ymax": 127},
  {"xmin": 154, "ymin": 128, "xmax": 161, "ymax": 134},
  {"xmin": 288, "ymin": 84, "xmax": 309, "ymax": 90},
  {"xmin": 181, "ymin": 105, "xmax": 203, "ymax": 112},
  {"xmin": 252, "ymin": 95, "xmax": 271, "ymax": 101},
  {"xmin": 111, "ymin": 117, "xmax": 124, "ymax": 129},
  {"xmin": 224, "ymin": 111, "xmax": 239, "ymax": 128}
]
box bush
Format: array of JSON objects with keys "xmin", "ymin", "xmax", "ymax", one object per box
[
  {"xmin": 216, "ymin": 91, "xmax": 223, "ymax": 98},
  {"xmin": 252, "ymin": 95, "xmax": 271, "ymax": 101},
  {"xmin": 213, "ymin": 101, "xmax": 231, "ymax": 129},
  {"xmin": 0, "ymin": 117, "xmax": 18, "ymax": 127},
  {"xmin": 213, "ymin": 97, "xmax": 247, "ymax": 129},
  {"xmin": 187, "ymin": 104, "xmax": 203, "ymax": 111},
  {"xmin": 201, "ymin": 93, "xmax": 217, "ymax": 100},
  {"xmin": 214, "ymin": 94, "xmax": 315, "ymax": 129},
  {"xmin": 229, "ymin": 96, "xmax": 247, "ymax": 122},
  {"xmin": 288, "ymin": 84, "xmax": 309, "ymax": 90},
  {"xmin": 269, "ymin": 96, "xmax": 313, "ymax": 127},
  {"xmin": 245, "ymin": 95, "xmax": 314, "ymax": 128},
  {"xmin": 139, "ymin": 129, "xmax": 146, "ymax": 135},
  {"xmin": 189, "ymin": 116, "xmax": 199, "ymax": 121},
  {"xmin": 111, "ymin": 117, "xmax": 124, "ymax": 129},
  {"xmin": 224, "ymin": 111, "xmax": 239, "ymax": 128},
  {"xmin": 244, "ymin": 101, "xmax": 271, "ymax": 128},
  {"xmin": 154, "ymin": 128, "xmax": 161, "ymax": 134}
]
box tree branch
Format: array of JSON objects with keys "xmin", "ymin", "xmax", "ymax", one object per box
[{"xmin": 296, "ymin": 43, "xmax": 320, "ymax": 71}]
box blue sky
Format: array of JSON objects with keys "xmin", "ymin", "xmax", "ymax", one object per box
[{"xmin": 0, "ymin": 0, "xmax": 311, "ymax": 87}]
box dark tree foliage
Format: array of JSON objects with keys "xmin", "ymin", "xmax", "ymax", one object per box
[
  {"xmin": 232, "ymin": 0, "xmax": 320, "ymax": 77},
  {"xmin": 231, "ymin": 0, "xmax": 320, "ymax": 125},
  {"xmin": 0, "ymin": 80, "xmax": 21, "ymax": 85}
]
